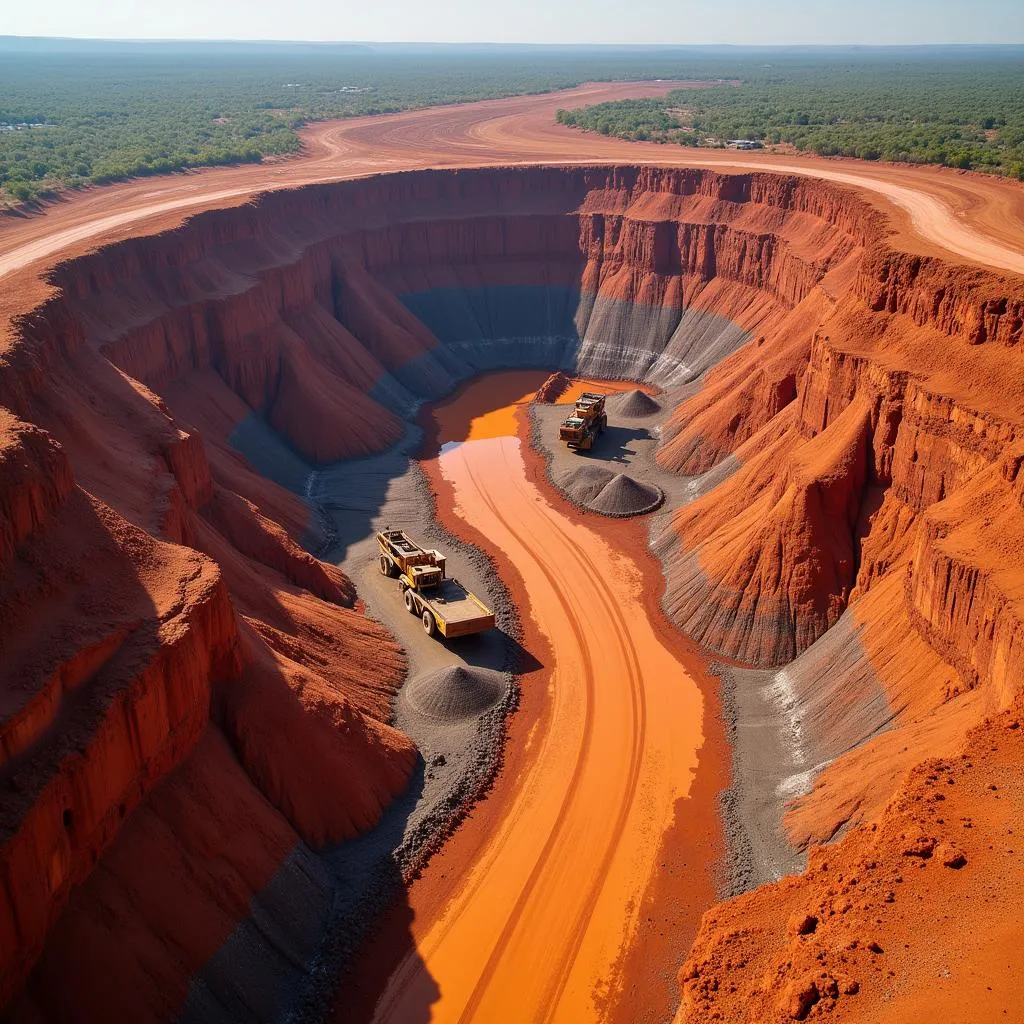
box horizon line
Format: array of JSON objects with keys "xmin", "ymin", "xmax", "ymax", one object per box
[{"xmin": 4, "ymin": 35, "xmax": 1024, "ymax": 49}]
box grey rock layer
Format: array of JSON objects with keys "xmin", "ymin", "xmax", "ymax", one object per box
[
  {"xmin": 715, "ymin": 609, "xmax": 893, "ymax": 893},
  {"xmin": 387, "ymin": 286, "xmax": 752, "ymax": 413}
]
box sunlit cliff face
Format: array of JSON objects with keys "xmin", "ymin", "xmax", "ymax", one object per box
[{"xmin": 0, "ymin": 164, "xmax": 1021, "ymax": 1021}]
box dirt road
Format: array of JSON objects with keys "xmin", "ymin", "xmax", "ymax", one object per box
[
  {"xmin": 367, "ymin": 381, "xmax": 705, "ymax": 1022},
  {"xmin": 3, "ymin": 75, "xmax": 1023, "ymax": 1021},
  {"xmin": 3, "ymin": 79, "xmax": 1024, "ymax": 299}
]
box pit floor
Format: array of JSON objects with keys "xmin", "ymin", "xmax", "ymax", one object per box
[{"xmin": 350, "ymin": 372, "xmax": 723, "ymax": 1024}]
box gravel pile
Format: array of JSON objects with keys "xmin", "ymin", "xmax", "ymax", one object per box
[
  {"xmin": 404, "ymin": 666, "xmax": 507, "ymax": 721},
  {"xmin": 609, "ymin": 389, "xmax": 661, "ymax": 418},
  {"xmin": 589, "ymin": 473, "xmax": 664, "ymax": 516},
  {"xmin": 556, "ymin": 464, "xmax": 616, "ymax": 505},
  {"xmin": 554, "ymin": 463, "xmax": 664, "ymax": 518}
]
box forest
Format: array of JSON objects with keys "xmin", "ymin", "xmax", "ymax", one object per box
[
  {"xmin": 0, "ymin": 45, "xmax": 724, "ymax": 201},
  {"xmin": 556, "ymin": 52, "xmax": 1024, "ymax": 179},
  {"xmin": 4, "ymin": 44, "xmax": 1024, "ymax": 201}
]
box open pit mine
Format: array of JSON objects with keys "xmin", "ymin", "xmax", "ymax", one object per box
[{"xmin": 1, "ymin": 160, "xmax": 1022, "ymax": 1024}]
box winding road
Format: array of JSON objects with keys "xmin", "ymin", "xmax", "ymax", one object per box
[
  {"xmin": 2, "ymin": 75, "xmax": 1023, "ymax": 1023},
  {"xmin": 2, "ymin": 78, "xmax": 1024, "ymax": 303},
  {"xmin": 371, "ymin": 388, "xmax": 702, "ymax": 1022}
]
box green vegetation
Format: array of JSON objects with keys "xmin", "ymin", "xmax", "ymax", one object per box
[
  {"xmin": 0, "ymin": 46, "xmax": 724, "ymax": 202},
  {"xmin": 5, "ymin": 45, "xmax": 1024, "ymax": 202},
  {"xmin": 557, "ymin": 53, "xmax": 1024, "ymax": 179},
  {"xmin": 557, "ymin": 99, "xmax": 701, "ymax": 146}
]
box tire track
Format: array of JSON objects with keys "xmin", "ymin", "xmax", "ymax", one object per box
[
  {"xmin": 450, "ymin": 441, "xmax": 649, "ymax": 1024},
  {"xmin": 499, "ymin": 448, "xmax": 649, "ymax": 1023},
  {"xmin": 373, "ymin": 440, "xmax": 602, "ymax": 1023},
  {"xmin": 451, "ymin": 446, "xmax": 615, "ymax": 1024}
]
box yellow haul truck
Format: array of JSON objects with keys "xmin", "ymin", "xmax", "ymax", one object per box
[
  {"xmin": 376, "ymin": 529, "xmax": 495, "ymax": 639},
  {"xmin": 559, "ymin": 391, "xmax": 608, "ymax": 451}
]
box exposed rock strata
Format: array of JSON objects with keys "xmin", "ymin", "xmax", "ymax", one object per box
[{"xmin": 1, "ymin": 163, "xmax": 1022, "ymax": 1021}]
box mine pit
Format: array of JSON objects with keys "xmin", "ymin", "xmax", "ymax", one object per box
[{"xmin": 1, "ymin": 161, "xmax": 1022, "ymax": 1024}]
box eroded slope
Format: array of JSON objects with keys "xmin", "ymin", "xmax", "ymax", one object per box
[{"xmin": 0, "ymin": 163, "xmax": 1021, "ymax": 1021}]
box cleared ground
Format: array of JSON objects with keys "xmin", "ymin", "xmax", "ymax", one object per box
[
  {"xmin": 366, "ymin": 378, "xmax": 707, "ymax": 1023},
  {"xmin": 3, "ymin": 80, "xmax": 1023, "ymax": 1024},
  {"xmin": 2, "ymin": 79, "xmax": 1024, "ymax": 315}
]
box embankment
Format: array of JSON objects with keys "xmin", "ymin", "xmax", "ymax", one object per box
[{"xmin": 0, "ymin": 163, "xmax": 1021, "ymax": 1020}]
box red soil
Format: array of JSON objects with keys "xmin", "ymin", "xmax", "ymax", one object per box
[
  {"xmin": 0, "ymin": 414, "xmax": 415, "ymax": 1008},
  {"xmin": 353, "ymin": 372, "xmax": 726, "ymax": 1024},
  {"xmin": 0, "ymin": 192, "xmax": 418, "ymax": 1010},
  {"xmin": 9, "ymin": 727, "xmax": 304, "ymax": 1021},
  {"xmin": 678, "ymin": 702, "xmax": 1024, "ymax": 1024},
  {"xmin": 1, "ymin": 82, "xmax": 1023, "ymax": 1022}
]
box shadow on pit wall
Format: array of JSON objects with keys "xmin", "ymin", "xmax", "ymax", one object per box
[{"xmin": 229, "ymin": 417, "xmax": 541, "ymax": 1022}]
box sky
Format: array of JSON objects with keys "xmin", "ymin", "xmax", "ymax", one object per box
[{"xmin": 5, "ymin": 0, "xmax": 1024, "ymax": 46}]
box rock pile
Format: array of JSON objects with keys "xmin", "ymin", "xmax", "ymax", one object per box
[
  {"xmin": 609, "ymin": 389, "xmax": 661, "ymax": 418},
  {"xmin": 556, "ymin": 465, "xmax": 663, "ymax": 517},
  {"xmin": 405, "ymin": 666, "xmax": 507, "ymax": 722},
  {"xmin": 588, "ymin": 473, "xmax": 663, "ymax": 516},
  {"xmin": 535, "ymin": 371, "xmax": 571, "ymax": 403}
]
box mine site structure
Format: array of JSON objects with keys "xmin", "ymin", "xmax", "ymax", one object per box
[
  {"xmin": 376, "ymin": 529, "xmax": 495, "ymax": 639},
  {"xmin": 559, "ymin": 391, "xmax": 608, "ymax": 451}
]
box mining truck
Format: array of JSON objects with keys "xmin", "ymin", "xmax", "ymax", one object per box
[
  {"xmin": 559, "ymin": 391, "xmax": 608, "ymax": 451},
  {"xmin": 376, "ymin": 529, "xmax": 495, "ymax": 639}
]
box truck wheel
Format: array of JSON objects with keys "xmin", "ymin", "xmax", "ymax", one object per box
[
  {"xmin": 422, "ymin": 610, "xmax": 437, "ymax": 638},
  {"xmin": 599, "ymin": 414, "xmax": 607, "ymax": 434},
  {"xmin": 404, "ymin": 589, "xmax": 417, "ymax": 614},
  {"xmin": 379, "ymin": 555, "xmax": 393, "ymax": 577}
]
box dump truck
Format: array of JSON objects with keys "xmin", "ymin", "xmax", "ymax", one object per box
[
  {"xmin": 376, "ymin": 529, "xmax": 495, "ymax": 639},
  {"xmin": 559, "ymin": 391, "xmax": 608, "ymax": 451}
]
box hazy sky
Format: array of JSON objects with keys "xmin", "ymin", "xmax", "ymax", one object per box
[{"xmin": 7, "ymin": 0, "xmax": 1024, "ymax": 46}]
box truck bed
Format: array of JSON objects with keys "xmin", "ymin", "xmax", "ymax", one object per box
[
  {"xmin": 423, "ymin": 579, "xmax": 495, "ymax": 636},
  {"xmin": 426, "ymin": 579, "xmax": 491, "ymax": 622}
]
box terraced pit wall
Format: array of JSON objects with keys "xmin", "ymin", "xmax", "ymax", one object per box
[{"xmin": 0, "ymin": 164, "xmax": 1021, "ymax": 1020}]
